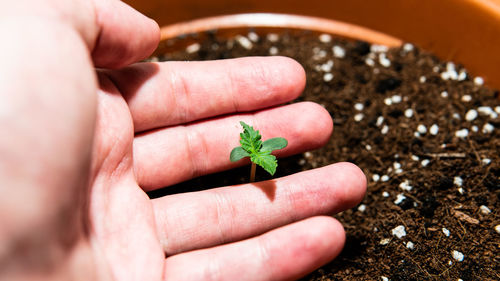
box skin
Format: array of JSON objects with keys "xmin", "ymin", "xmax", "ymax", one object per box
[{"xmin": 0, "ymin": 0, "xmax": 366, "ymax": 280}]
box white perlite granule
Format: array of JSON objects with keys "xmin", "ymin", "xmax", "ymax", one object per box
[
  {"xmin": 474, "ymin": 76, "xmax": 484, "ymax": 86},
  {"xmin": 452, "ymin": 250, "xmax": 464, "ymax": 262},
  {"xmin": 403, "ymin": 43, "xmax": 414, "ymax": 52},
  {"xmin": 358, "ymin": 204, "xmax": 367, "ymax": 212},
  {"xmin": 392, "ymin": 225, "xmax": 407, "ymax": 238},
  {"xmin": 458, "ymin": 71, "xmax": 467, "ymax": 81},
  {"xmin": 267, "ymin": 33, "xmax": 279, "ymax": 42},
  {"xmin": 371, "ymin": 44, "xmax": 389, "ymax": 53},
  {"xmin": 404, "ymin": 108, "xmax": 414, "ymax": 118},
  {"xmin": 417, "ymin": 124, "xmax": 427, "ymax": 134},
  {"xmin": 461, "ymin": 95, "xmax": 472, "ymax": 102},
  {"xmin": 323, "ymin": 73, "xmax": 334, "ymax": 82},
  {"xmin": 479, "ymin": 205, "xmax": 491, "ymax": 214},
  {"xmin": 379, "ymin": 53, "xmax": 391, "ymax": 67},
  {"xmin": 455, "ymin": 128, "xmax": 469, "ymax": 138},
  {"xmin": 236, "ymin": 35, "xmax": 253, "ymax": 50},
  {"xmin": 478, "ymin": 106, "xmax": 495, "ymax": 117},
  {"xmin": 482, "ymin": 123, "xmax": 494, "ymax": 134},
  {"xmin": 354, "ymin": 113, "xmax": 364, "ymax": 122},
  {"xmin": 381, "ymin": 125, "xmax": 389, "ymax": 134},
  {"xmin": 247, "ymin": 32, "xmax": 259, "ymax": 42},
  {"xmin": 320, "ymin": 60, "xmax": 334, "ymax": 72},
  {"xmin": 376, "ymin": 116, "xmax": 385, "ymax": 126},
  {"xmin": 442, "ymin": 228, "xmax": 450, "ymax": 237},
  {"xmin": 391, "ymin": 95, "xmax": 402, "ymax": 103},
  {"xmin": 365, "ymin": 57, "xmax": 375, "ymax": 66},
  {"xmin": 186, "ymin": 43, "xmax": 201, "ymax": 53},
  {"xmin": 394, "ymin": 194, "xmax": 406, "ymax": 204},
  {"xmin": 399, "ymin": 180, "xmax": 413, "ymax": 191},
  {"xmin": 421, "ymin": 159, "xmax": 430, "ymax": 167},
  {"xmin": 429, "ymin": 124, "xmax": 439, "ymax": 135},
  {"xmin": 332, "ymin": 45, "xmax": 346, "ymax": 58},
  {"xmin": 465, "ymin": 109, "xmax": 478, "ymax": 121},
  {"xmin": 380, "ymin": 238, "xmax": 390, "ymax": 245},
  {"xmin": 319, "ymin": 33, "xmax": 332, "ymax": 43}
]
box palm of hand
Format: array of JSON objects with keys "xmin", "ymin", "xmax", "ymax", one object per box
[
  {"xmin": 85, "ymin": 59, "xmax": 365, "ymax": 281},
  {"xmin": 89, "ymin": 71, "xmax": 165, "ymax": 280}
]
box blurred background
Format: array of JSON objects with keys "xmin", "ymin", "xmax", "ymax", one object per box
[{"xmin": 122, "ymin": 0, "xmax": 500, "ymax": 89}]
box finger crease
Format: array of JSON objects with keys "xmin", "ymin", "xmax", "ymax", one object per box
[
  {"xmin": 183, "ymin": 127, "xmax": 200, "ymax": 180},
  {"xmin": 226, "ymin": 67, "xmax": 240, "ymax": 113},
  {"xmin": 212, "ymin": 191, "xmax": 235, "ymax": 245},
  {"xmin": 178, "ymin": 72, "xmax": 192, "ymax": 124},
  {"xmin": 283, "ymin": 181, "xmax": 300, "ymax": 223},
  {"xmin": 256, "ymin": 235, "xmax": 272, "ymax": 274},
  {"xmin": 167, "ymin": 69, "xmax": 189, "ymax": 124},
  {"xmin": 213, "ymin": 193, "xmax": 228, "ymax": 245}
]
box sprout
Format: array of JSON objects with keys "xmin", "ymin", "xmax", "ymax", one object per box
[{"xmin": 230, "ymin": 122, "xmax": 288, "ymax": 182}]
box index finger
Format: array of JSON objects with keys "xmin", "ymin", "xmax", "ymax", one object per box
[{"xmin": 104, "ymin": 56, "xmax": 306, "ymax": 132}]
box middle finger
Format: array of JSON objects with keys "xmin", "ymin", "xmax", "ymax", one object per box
[{"xmin": 133, "ymin": 102, "xmax": 332, "ymax": 191}]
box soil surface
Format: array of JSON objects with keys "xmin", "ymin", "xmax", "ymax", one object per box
[{"xmin": 149, "ymin": 30, "xmax": 499, "ymax": 280}]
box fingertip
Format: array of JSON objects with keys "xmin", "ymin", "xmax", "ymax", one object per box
[
  {"xmin": 333, "ymin": 162, "xmax": 368, "ymax": 209},
  {"xmin": 271, "ymin": 216, "xmax": 345, "ymax": 280},
  {"xmin": 234, "ymin": 56, "xmax": 306, "ymax": 109},
  {"xmin": 305, "ymin": 216, "xmax": 346, "ymax": 258},
  {"xmin": 272, "ymin": 56, "xmax": 306, "ymax": 100},
  {"xmin": 91, "ymin": 0, "xmax": 160, "ymax": 68},
  {"xmin": 285, "ymin": 102, "xmax": 333, "ymax": 151},
  {"xmin": 303, "ymin": 101, "xmax": 334, "ymax": 143},
  {"xmin": 141, "ymin": 16, "xmax": 161, "ymax": 59},
  {"xmin": 292, "ymin": 163, "xmax": 367, "ymax": 214}
]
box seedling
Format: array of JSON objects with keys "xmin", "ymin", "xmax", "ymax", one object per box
[{"xmin": 230, "ymin": 121, "xmax": 288, "ymax": 182}]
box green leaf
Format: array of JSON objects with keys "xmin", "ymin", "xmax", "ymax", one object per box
[
  {"xmin": 230, "ymin": 147, "xmax": 250, "ymax": 162},
  {"xmin": 239, "ymin": 121, "xmax": 262, "ymax": 154},
  {"xmin": 251, "ymin": 152, "xmax": 278, "ymax": 176},
  {"xmin": 229, "ymin": 121, "xmax": 288, "ymax": 178},
  {"xmin": 261, "ymin": 137, "xmax": 288, "ymax": 152}
]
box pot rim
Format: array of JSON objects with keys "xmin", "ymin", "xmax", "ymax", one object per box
[{"xmin": 160, "ymin": 13, "xmax": 402, "ymax": 47}]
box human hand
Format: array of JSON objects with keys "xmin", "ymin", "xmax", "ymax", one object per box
[{"xmin": 0, "ymin": 1, "xmax": 366, "ymax": 280}]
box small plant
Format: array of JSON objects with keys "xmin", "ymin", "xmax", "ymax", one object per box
[{"xmin": 230, "ymin": 121, "xmax": 288, "ymax": 182}]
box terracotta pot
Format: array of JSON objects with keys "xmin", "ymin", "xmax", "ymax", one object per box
[
  {"xmin": 124, "ymin": 0, "xmax": 500, "ymax": 90},
  {"xmin": 152, "ymin": 13, "xmax": 403, "ymax": 56}
]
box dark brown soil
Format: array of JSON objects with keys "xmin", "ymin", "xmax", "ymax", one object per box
[{"xmin": 149, "ymin": 30, "xmax": 500, "ymax": 280}]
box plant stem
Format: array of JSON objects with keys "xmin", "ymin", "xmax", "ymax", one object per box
[{"xmin": 250, "ymin": 163, "xmax": 256, "ymax": 182}]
